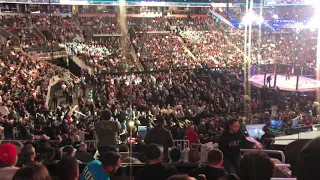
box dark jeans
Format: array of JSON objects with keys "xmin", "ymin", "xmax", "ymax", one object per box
[
  {"xmin": 223, "ymin": 156, "xmax": 241, "ymax": 174},
  {"xmin": 98, "ymin": 145, "xmax": 118, "ymax": 156}
]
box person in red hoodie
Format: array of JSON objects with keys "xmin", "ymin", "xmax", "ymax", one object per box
[{"xmin": 186, "ymin": 126, "xmax": 198, "ymax": 146}]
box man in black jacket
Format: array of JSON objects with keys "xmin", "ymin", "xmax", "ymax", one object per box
[
  {"xmin": 75, "ymin": 143, "xmax": 94, "ymax": 163},
  {"xmin": 219, "ymin": 118, "xmax": 253, "ymax": 173},
  {"xmin": 144, "ymin": 115, "xmax": 174, "ymax": 161}
]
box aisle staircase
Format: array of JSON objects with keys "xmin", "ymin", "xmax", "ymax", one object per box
[
  {"xmin": 32, "ymin": 26, "xmax": 47, "ymax": 42},
  {"xmin": 0, "ymin": 28, "xmax": 20, "ymax": 45},
  {"xmin": 176, "ymin": 36, "xmax": 196, "ymax": 61}
]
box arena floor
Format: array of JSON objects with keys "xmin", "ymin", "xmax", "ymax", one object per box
[{"xmin": 249, "ymin": 74, "xmax": 320, "ymax": 92}]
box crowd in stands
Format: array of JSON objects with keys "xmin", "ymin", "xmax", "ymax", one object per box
[
  {"xmin": 79, "ymin": 17, "xmax": 120, "ymax": 34},
  {"xmin": 128, "ymin": 17, "xmax": 169, "ymax": 32},
  {"xmin": 133, "ymin": 33, "xmax": 198, "ymax": 70},
  {"xmin": 68, "ymin": 38, "xmax": 136, "ymax": 73}
]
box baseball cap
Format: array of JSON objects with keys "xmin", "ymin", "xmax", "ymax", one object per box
[
  {"xmin": 145, "ymin": 144, "xmax": 163, "ymax": 160},
  {"xmin": 0, "ymin": 143, "xmax": 18, "ymax": 166}
]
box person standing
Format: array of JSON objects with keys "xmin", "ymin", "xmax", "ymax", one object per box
[
  {"xmin": 286, "ymin": 67, "xmax": 291, "ymax": 80},
  {"xmin": 144, "ymin": 115, "xmax": 174, "ymax": 162},
  {"xmin": 95, "ymin": 110, "xmax": 121, "ymax": 155},
  {"xmin": 266, "ymin": 75, "xmax": 272, "ymax": 88},
  {"xmin": 52, "ymin": 92, "xmax": 58, "ymax": 109},
  {"xmin": 218, "ymin": 118, "xmax": 253, "ymax": 173},
  {"xmin": 185, "ymin": 126, "xmax": 198, "ymax": 146}
]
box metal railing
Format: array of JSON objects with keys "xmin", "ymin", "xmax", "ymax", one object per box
[
  {"xmin": 241, "ymin": 149, "xmax": 286, "ymax": 163},
  {"xmin": 173, "ymin": 140, "xmax": 189, "ymax": 151}
]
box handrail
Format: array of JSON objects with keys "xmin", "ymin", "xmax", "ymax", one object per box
[{"xmin": 241, "ymin": 149, "xmax": 286, "ymax": 163}]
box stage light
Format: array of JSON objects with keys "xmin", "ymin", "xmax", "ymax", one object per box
[
  {"xmin": 272, "ymin": 14, "xmax": 279, "ymax": 19},
  {"xmin": 256, "ymin": 17, "xmax": 264, "ymax": 24}
]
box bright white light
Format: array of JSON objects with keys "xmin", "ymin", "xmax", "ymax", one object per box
[
  {"xmin": 272, "ymin": 14, "xmax": 279, "ymax": 19},
  {"xmin": 256, "ymin": 17, "xmax": 265, "ymax": 24},
  {"xmin": 242, "ymin": 12, "xmax": 255, "ymax": 25},
  {"xmin": 128, "ymin": 121, "xmax": 135, "ymax": 127}
]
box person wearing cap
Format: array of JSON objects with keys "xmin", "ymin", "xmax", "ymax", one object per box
[
  {"xmin": 135, "ymin": 144, "xmax": 178, "ymax": 180},
  {"xmin": 62, "ymin": 145, "xmax": 83, "ymax": 164},
  {"xmin": 144, "ymin": 115, "xmax": 174, "ymax": 162},
  {"xmin": 0, "ymin": 143, "xmax": 19, "ymax": 180},
  {"xmin": 95, "ymin": 109, "xmax": 121, "ymax": 155},
  {"xmin": 80, "ymin": 151, "xmax": 121, "ymax": 180}
]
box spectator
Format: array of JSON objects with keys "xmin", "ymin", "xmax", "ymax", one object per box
[
  {"xmin": 118, "ymin": 144, "xmax": 141, "ymax": 164},
  {"xmin": 80, "ymin": 151, "xmax": 121, "ymax": 180},
  {"xmin": 57, "ymin": 156, "xmax": 79, "ymax": 180},
  {"xmin": 186, "ymin": 126, "xmax": 198, "ymax": 146},
  {"xmin": 135, "ymin": 144, "xmax": 178, "ymax": 180},
  {"xmin": 294, "ymin": 136, "xmax": 320, "ymax": 180},
  {"xmin": 238, "ymin": 151, "xmax": 274, "ymax": 180},
  {"xmin": 260, "ymin": 126, "xmax": 275, "ymax": 149},
  {"xmin": 220, "ymin": 174, "xmax": 240, "ymax": 180},
  {"xmin": 169, "ymin": 148, "xmax": 182, "ymax": 163},
  {"xmin": 43, "ymin": 121, "xmax": 55, "ymax": 140},
  {"xmin": 0, "ymin": 143, "xmax": 19, "ymax": 180},
  {"xmin": 95, "ymin": 109, "xmax": 121, "ymax": 155},
  {"xmin": 189, "ymin": 149, "xmax": 227, "ymax": 180},
  {"xmin": 218, "ymin": 118, "xmax": 249, "ymax": 173},
  {"xmin": 42, "ymin": 147, "xmax": 57, "ymax": 164},
  {"xmin": 20, "ymin": 144, "xmax": 36, "ymax": 166},
  {"xmin": 62, "ymin": 145, "xmax": 77, "ymax": 157},
  {"xmin": 144, "ymin": 115, "xmax": 174, "ymax": 161},
  {"xmin": 167, "ymin": 174, "xmax": 197, "ymax": 180},
  {"xmin": 187, "ymin": 148, "xmax": 200, "ymax": 164},
  {"xmin": 75, "ymin": 143, "xmax": 94, "ymax": 163},
  {"xmin": 12, "ymin": 162, "xmax": 51, "ymax": 180}
]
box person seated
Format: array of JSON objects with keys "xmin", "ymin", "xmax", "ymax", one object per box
[
  {"xmin": 135, "ymin": 144, "xmax": 178, "ymax": 180},
  {"xmin": 80, "ymin": 151, "xmax": 121, "ymax": 180},
  {"xmin": 42, "ymin": 147, "xmax": 58, "ymax": 164},
  {"xmin": 12, "ymin": 162, "xmax": 51, "ymax": 180},
  {"xmin": 187, "ymin": 148, "xmax": 200, "ymax": 164},
  {"xmin": 118, "ymin": 144, "xmax": 141, "ymax": 164},
  {"xmin": 189, "ymin": 149, "xmax": 227, "ymax": 180},
  {"xmin": 0, "ymin": 143, "xmax": 19, "ymax": 180},
  {"xmin": 169, "ymin": 148, "xmax": 182, "ymax": 163},
  {"xmin": 75, "ymin": 143, "xmax": 94, "ymax": 163},
  {"xmin": 167, "ymin": 174, "xmax": 197, "ymax": 180},
  {"xmin": 238, "ymin": 151, "xmax": 274, "ymax": 180},
  {"xmin": 57, "ymin": 156, "xmax": 79, "ymax": 180}
]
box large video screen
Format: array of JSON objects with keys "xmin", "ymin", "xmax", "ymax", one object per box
[
  {"xmin": 246, "ymin": 124, "xmax": 265, "ymax": 139},
  {"xmin": 270, "ymin": 120, "xmax": 283, "ymax": 134}
]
